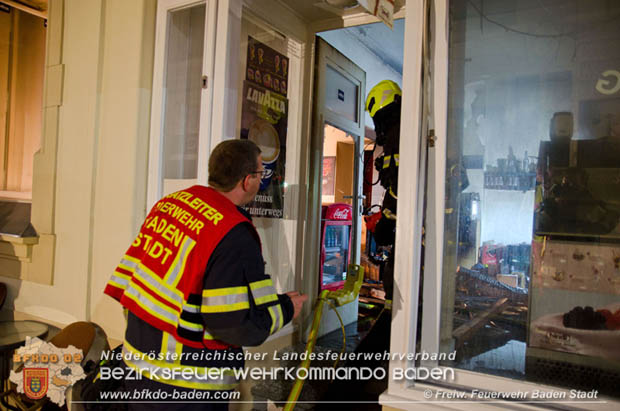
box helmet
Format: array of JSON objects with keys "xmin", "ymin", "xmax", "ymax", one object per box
[{"xmin": 365, "ymin": 80, "xmax": 402, "ymax": 118}]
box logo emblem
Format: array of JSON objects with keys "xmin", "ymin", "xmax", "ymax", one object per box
[{"xmin": 23, "ymin": 368, "xmax": 49, "ymax": 400}]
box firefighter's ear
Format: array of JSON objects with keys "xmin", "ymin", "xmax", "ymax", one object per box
[{"xmin": 242, "ymin": 174, "xmax": 253, "ymax": 192}]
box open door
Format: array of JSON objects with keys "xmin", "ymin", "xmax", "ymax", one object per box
[
  {"xmin": 315, "ymin": 38, "xmax": 366, "ymax": 266},
  {"xmin": 311, "ymin": 37, "xmax": 366, "ymax": 336}
]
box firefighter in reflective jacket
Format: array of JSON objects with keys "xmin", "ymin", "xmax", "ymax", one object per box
[
  {"xmin": 104, "ymin": 140, "xmax": 307, "ymax": 409},
  {"xmin": 321, "ymin": 82, "xmax": 404, "ymax": 405},
  {"xmin": 365, "ymin": 80, "xmax": 402, "ymax": 303}
]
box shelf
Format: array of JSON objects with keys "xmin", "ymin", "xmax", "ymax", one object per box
[
  {"xmin": 535, "ymin": 231, "xmax": 620, "ymax": 242},
  {"xmin": 484, "ymin": 171, "xmax": 536, "ymax": 191}
]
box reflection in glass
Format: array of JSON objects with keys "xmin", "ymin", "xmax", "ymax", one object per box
[{"xmin": 440, "ymin": 0, "xmax": 620, "ymax": 397}]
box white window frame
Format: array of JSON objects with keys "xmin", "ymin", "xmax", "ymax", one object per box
[
  {"xmin": 147, "ymin": 0, "xmax": 217, "ymax": 208},
  {"xmin": 381, "ymin": 1, "xmax": 620, "ymax": 409}
]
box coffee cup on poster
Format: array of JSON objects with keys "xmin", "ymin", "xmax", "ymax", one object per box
[{"xmin": 248, "ymin": 119, "xmax": 280, "ymax": 191}]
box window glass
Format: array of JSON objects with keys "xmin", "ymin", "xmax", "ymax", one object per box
[
  {"xmin": 161, "ymin": 4, "xmax": 205, "ymax": 183},
  {"xmin": 440, "ymin": 0, "xmax": 620, "ymax": 397},
  {"xmin": 234, "ymin": 12, "xmax": 303, "ymax": 294},
  {"xmin": 325, "ymin": 65, "xmax": 359, "ymax": 123},
  {"xmin": 0, "ymin": 8, "xmax": 45, "ymax": 199}
]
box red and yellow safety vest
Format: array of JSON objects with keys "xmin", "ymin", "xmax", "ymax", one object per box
[{"xmin": 104, "ymin": 185, "xmax": 260, "ymax": 350}]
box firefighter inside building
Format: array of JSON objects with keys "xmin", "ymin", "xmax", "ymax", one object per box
[
  {"xmin": 364, "ymin": 79, "xmax": 402, "ymax": 307},
  {"xmin": 320, "ymin": 80, "xmax": 405, "ymax": 406}
]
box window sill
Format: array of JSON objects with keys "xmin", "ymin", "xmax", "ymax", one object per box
[
  {"xmin": 0, "ymin": 233, "xmax": 54, "ymax": 284},
  {"xmin": 0, "ymin": 234, "xmax": 39, "ymax": 262},
  {"xmin": 0, "ymin": 191, "xmax": 32, "ymax": 202}
]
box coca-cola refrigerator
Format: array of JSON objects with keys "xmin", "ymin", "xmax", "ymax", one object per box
[{"xmin": 319, "ymin": 203, "xmax": 353, "ymax": 291}]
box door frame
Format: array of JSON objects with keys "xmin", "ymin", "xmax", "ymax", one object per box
[
  {"xmin": 382, "ymin": 1, "xmax": 620, "ymax": 408},
  {"xmin": 303, "ymin": 37, "xmax": 366, "ymax": 310}
]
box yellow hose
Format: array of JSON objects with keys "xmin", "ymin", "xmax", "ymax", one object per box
[
  {"xmin": 283, "ymin": 264, "xmax": 363, "ymax": 410},
  {"xmin": 283, "ymin": 290, "xmax": 329, "ymax": 411}
]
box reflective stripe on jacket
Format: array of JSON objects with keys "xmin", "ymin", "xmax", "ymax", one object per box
[
  {"xmin": 105, "ymin": 186, "xmax": 267, "ymax": 350},
  {"xmin": 122, "ymin": 336, "xmax": 239, "ymax": 391}
]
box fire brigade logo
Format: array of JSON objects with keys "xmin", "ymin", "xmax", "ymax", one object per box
[{"xmin": 23, "ymin": 368, "xmax": 49, "ymax": 400}]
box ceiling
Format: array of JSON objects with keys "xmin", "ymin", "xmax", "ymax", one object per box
[
  {"xmin": 282, "ymin": 0, "xmax": 364, "ymax": 23},
  {"xmin": 282, "ymin": 0, "xmax": 405, "ymax": 25},
  {"xmin": 323, "ymin": 18, "xmax": 405, "ymax": 74},
  {"xmin": 281, "ymin": 1, "xmax": 406, "ymax": 75}
]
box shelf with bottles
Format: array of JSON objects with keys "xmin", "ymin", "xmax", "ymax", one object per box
[
  {"xmin": 484, "ymin": 171, "xmax": 536, "ymax": 191},
  {"xmin": 323, "ymin": 226, "xmax": 349, "ymax": 255},
  {"xmin": 483, "ymin": 147, "xmax": 537, "ymax": 191}
]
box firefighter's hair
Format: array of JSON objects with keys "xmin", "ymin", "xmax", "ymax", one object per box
[{"xmin": 208, "ymin": 139, "xmax": 261, "ymax": 192}]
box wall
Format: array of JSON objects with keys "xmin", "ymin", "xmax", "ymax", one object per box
[
  {"xmin": 480, "ymin": 190, "xmax": 535, "ymax": 245},
  {"xmin": 0, "ymin": 10, "xmax": 9, "ymax": 189},
  {"xmin": 88, "ymin": 0, "xmax": 156, "ymax": 340},
  {"xmin": 0, "ymin": 0, "xmax": 156, "ymax": 342},
  {"xmin": 322, "ymin": 124, "xmax": 356, "ymax": 204},
  {"xmin": 462, "ymin": 72, "xmax": 573, "ymax": 245},
  {"xmin": 335, "ymin": 141, "xmax": 354, "ymax": 204}
]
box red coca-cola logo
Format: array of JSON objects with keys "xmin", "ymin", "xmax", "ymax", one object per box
[{"xmin": 326, "ymin": 204, "xmax": 352, "ymax": 220}]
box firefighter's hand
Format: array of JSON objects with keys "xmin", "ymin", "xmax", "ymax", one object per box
[{"xmin": 286, "ymin": 291, "xmax": 308, "ymax": 320}]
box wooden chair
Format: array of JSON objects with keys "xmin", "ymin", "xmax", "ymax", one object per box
[{"xmin": 0, "ymin": 283, "xmax": 7, "ymax": 311}]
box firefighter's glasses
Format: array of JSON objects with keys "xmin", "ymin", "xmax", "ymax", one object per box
[{"xmin": 251, "ymin": 170, "xmax": 268, "ymax": 179}]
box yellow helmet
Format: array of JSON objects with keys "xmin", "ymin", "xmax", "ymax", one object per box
[{"xmin": 365, "ymin": 80, "xmax": 402, "ymax": 118}]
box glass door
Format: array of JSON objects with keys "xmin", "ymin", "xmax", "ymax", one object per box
[
  {"xmin": 314, "ymin": 38, "xmax": 366, "ymax": 267},
  {"xmin": 307, "ymin": 37, "xmax": 366, "ymax": 336}
]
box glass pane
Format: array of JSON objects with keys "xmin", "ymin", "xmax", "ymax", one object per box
[
  {"xmin": 0, "ymin": 9, "xmax": 45, "ymax": 196},
  {"xmin": 325, "ymin": 65, "xmax": 359, "ymax": 123},
  {"xmin": 322, "ymin": 124, "xmax": 356, "ymax": 205},
  {"xmin": 321, "ymin": 124, "xmax": 359, "ymax": 289},
  {"xmin": 323, "ymin": 224, "xmax": 350, "ymax": 287},
  {"xmin": 161, "ymin": 4, "xmax": 205, "ymax": 182},
  {"xmin": 440, "ymin": 0, "xmax": 620, "ymax": 397}
]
